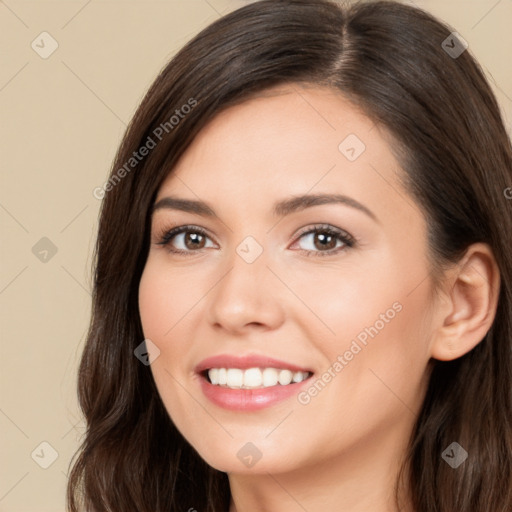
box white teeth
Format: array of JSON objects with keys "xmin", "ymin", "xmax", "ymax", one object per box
[
  {"xmin": 209, "ymin": 368, "xmax": 219, "ymax": 385},
  {"xmin": 292, "ymin": 371, "xmax": 305, "ymax": 383},
  {"xmin": 243, "ymin": 367, "xmax": 262, "ymax": 388},
  {"xmin": 226, "ymin": 368, "xmax": 243, "ymax": 388},
  {"xmin": 278, "ymin": 369, "xmax": 293, "ymax": 385},
  {"xmin": 262, "ymin": 367, "xmax": 279, "ymax": 387},
  {"xmin": 206, "ymin": 367, "xmax": 311, "ymax": 389}
]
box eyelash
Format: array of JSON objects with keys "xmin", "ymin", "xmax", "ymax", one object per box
[{"xmin": 155, "ymin": 223, "xmax": 356, "ymax": 258}]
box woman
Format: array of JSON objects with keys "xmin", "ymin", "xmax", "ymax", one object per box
[{"xmin": 67, "ymin": 1, "xmax": 512, "ymax": 511}]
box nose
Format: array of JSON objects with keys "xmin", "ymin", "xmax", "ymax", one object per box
[{"xmin": 206, "ymin": 245, "xmax": 286, "ymax": 334}]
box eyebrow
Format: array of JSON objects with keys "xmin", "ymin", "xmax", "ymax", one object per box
[{"xmin": 152, "ymin": 193, "xmax": 378, "ymax": 222}]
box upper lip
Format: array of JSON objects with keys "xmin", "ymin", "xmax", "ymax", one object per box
[{"xmin": 195, "ymin": 354, "xmax": 313, "ymax": 374}]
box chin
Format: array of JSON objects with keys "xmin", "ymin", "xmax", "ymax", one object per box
[{"xmin": 187, "ymin": 434, "xmax": 307, "ymax": 475}]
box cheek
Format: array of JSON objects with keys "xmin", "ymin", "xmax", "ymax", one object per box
[
  {"xmin": 335, "ymin": 277, "xmax": 433, "ymax": 418},
  {"xmin": 138, "ymin": 259, "xmax": 211, "ymax": 387},
  {"xmin": 138, "ymin": 263, "xmax": 201, "ymax": 428},
  {"xmin": 287, "ymin": 251, "xmax": 433, "ymax": 405},
  {"xmin": 138, "ymin": 268, "xmax": 170, "ymax": 340},
  {"xmin": 138, "ymin": 259, "xmax": 206, "ymax": 340},
  {"xmin": 278, "ymin": 252, "xmax": 423, "ymax": 351}
]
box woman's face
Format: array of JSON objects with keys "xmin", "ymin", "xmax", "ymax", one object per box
[{"xmin": 138, "ymin": 84, "xmax": 438, "ymax": 475}]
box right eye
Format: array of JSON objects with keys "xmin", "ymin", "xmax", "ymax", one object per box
[{"xmin": 156, "ymin": 225, "xmax": 216, "ymax": 255}]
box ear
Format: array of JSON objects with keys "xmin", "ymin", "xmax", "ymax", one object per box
[{"xmin": 430, "ymin": 243, "xmax": 500, "ymax": 361}]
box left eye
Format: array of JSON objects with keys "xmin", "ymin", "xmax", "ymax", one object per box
[
  {"xmin": 291, "ymin": 224, "xmax": 355, "ymax": 257},
  {"xmin": 156, "ymin": 224, "xmax": 355, "ymax": 257}
]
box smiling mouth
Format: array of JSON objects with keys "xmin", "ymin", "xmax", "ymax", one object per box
[{"xmin": 202, "ymin": 367, "xmax": 313, "ymax": 390}]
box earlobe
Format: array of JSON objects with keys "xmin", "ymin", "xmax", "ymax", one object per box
[{"xmin": 430, "ymin": 243, "xmax": 500, "ymax": 361}]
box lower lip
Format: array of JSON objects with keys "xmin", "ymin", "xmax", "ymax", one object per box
[{"xmin": 198, "ymin": 374, "xmax": 313, "ymax": 411}]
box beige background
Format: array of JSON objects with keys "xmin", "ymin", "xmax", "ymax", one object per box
[{"xmin": 1, "ymin": 0, "xmax": 511, "ymax": 510}]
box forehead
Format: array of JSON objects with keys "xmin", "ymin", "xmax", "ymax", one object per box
[
  {"xmin": 208, "ymin": 85, "xmax": 374, "ymax": 151},
  {"xmin": 154, "ymin": 84, "xmax": 422, "ymax": 230}
]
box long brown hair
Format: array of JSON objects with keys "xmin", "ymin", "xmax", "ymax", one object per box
[{"xmin": 67, "ymin": 1, "xmax": 512, "ymax": 510}]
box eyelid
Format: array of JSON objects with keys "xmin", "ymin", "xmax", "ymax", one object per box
[
  {"xmin": 153, "ymin": 222, "xmax": 356, "ymax": 256},
  {"xmin": 154, "ymin": 224, "xmax": 216, "ymax": 247},
  {"xmin": 293, "ymin": 223, "xmax": 355, "ymax": 244}
]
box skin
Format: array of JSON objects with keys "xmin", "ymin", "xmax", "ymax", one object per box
[{"xmin": 138, "ymin": 84, "xmax": 499, "ymax": 512}]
